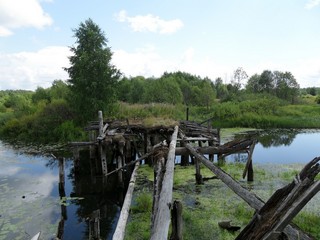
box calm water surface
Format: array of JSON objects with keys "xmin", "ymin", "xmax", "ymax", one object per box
[{"xmin": 1, "ymin": 129, "xmax": 320, "ymax": 239}]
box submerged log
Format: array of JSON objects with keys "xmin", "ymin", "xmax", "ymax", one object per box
[
  {"xmin": 183, "ymin": 141, "xmax": 313, "ymax": 240},
  {"xmin": 151, "ymin": 126, "xmax": 179, "ymax": 240},
  {"xmin": 236, "ymin": 157, "xmax": 320, "ymax": 240}
]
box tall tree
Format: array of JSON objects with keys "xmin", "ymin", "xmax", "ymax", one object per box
[
  {"xmin": 65, "ymin": 19, "xmax": 120, "ymax": 124},
  {"xmin": 232, "ymin": 67, "xmax": 248, "ymax": 90}
]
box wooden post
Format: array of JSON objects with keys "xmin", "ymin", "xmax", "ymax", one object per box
[
  {"xmin": 170, "ymin": 200, "xmax": 183, "ymax": 240},
  {"xmin": 186, "ymin": 105, "xmax": 189, "ymax": 121},
  {"xmin": 58, "ymin": 157, "xmax": 65, "ymax": 193},
  {"xmin": 73, "ymin": 148, "xmax": 80, "ymax": 173},
  {"xmin": 184, "ymin": 142, "xmax": 313, "ymax": 240},
  {"xmin": 195, "ymin": 158, "xmax": 203, "ymax": 185},
  {"xmin": 242, "ymin": 141, "xmax": 256, "ymax": 182},
  {"xmin": 195, "ymin": 141, "xmax": 203, "ymax": 184},
  {"xmin": 151, "ymin": 126, "xmax": 179, "ymax": 240},
  {"xmin": 117, "ymin": 155, "xmax": 124, "ymax": 187},
  {"xmin": 112, "ymin": 161, "xmax": 140, "ymax": 240},
  {"xmin": 207, "ymin": 120, "xmax": 214, "ymax": 161},
  {"xmin": 180, "ymin": 141, "xmax": 189, "ymax": 166},
  {"xmin": 98, "ymin": 110, "xmax": 104, "ymax": 137},
  {"xmin": 89, "ymin": 210, "xmax": 100, "ymax": 240}
]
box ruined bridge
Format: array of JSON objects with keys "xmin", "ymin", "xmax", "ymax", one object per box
[{"xmin": 67, "ymin": 111, "xmax": 319, "ymax": 240}]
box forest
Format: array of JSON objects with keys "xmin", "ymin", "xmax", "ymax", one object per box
[{"xmin": 1, "ymin": 18, "xmax": 320, "ymax": 144}]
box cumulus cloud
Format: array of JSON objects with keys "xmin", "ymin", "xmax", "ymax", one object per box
[
  {"xmin": 115, "ymin": 10, "xmax": 183, "ymax": 34},
  {"xmin": 305, "ymin": 0, "xmax": 320, "ymax": 9},
  {"xmin": 0, "ymin": 46, "xmax": 70, "ymax": 90},
  {"xmin": 0, "ymin": 0, "xmax": 53, "ymax": 37}
]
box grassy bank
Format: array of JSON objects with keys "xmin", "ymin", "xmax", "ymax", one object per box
[{"xmin": 124, "ymin": 163, "xmax": 320, "ymax": 239}]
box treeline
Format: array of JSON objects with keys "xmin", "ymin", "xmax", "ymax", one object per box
[{"xmin": 116, "ymin": 68, "xmax": 303, "ymax": 106}]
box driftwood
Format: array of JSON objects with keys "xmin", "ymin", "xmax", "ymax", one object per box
[
  {"xmin": 236, "ymin": 157, "xmax": 320, "ymax": 240},
  {"xmin": 112, "ymin": 161, "xmax": 140, "ymax": 240},
  {"xmin": 151, "ymin": 126, "xmax": 179, "ymax": 240},
  {"xmin": 183, "ymin": 140, "xmax": 313, "ymax": 240}
]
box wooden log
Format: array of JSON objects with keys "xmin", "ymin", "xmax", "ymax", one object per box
[
  {"xmin": 242, "ymin": 140, "xmax": 256, "ymax": 181},
  {"xmin": 112, "ymin": 161, "xmax": 140, "ymax": 240},
  {"xmin": 97, "ymin": 110, "xmax": 105, "ymax": 140},
  {"xmin": 236, "ymin": 157, "xmax": 320, "ymax": 240},
  {"xmin": 184, "ymin": 142, "xmax": 313, "ymax": 240},
  {"xmin": 152, "ymin": 153, "xmax": 166, "ymax": 229},
  {"xmin": 170, "ymin": 200, "xmax": 183, "ymax": 240},
  {"xmin": 151, "ymin": 126, "xmax": 179, "ymax": 240}
]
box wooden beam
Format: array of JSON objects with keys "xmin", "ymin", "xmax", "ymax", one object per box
[
  {"xmin": 112, "ymin": 161, "xmax": 140, "ymax": 240},
  {"xmin": 236, "ymin": 157, "xmax": 320, "ymax": 239},
  {"xmin": 151, "ymin": 126, "xmax": 179, "ymax": 240}
]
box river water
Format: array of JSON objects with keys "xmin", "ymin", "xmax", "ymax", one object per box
[{"xmin": 0, "ymin": 129, "xmax": 320, "ymax": 239}]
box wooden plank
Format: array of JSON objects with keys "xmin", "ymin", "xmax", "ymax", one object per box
[
  {"xmin": 112, "ymin": 161, "xmax": 140, "ymax": 240},
  {"xmin": 150, "ymin": 126, "xmax": 179, "ymax": 240}
]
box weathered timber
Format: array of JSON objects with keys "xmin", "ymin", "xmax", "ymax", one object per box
[
  {"xmin": 242, "ymin": 140, "xmax": 256, "ymax": 181},
  {"xmin": 89, "ymin": 209, "xmax": 100, "ymax": 240},
  {"xmin": 151, "ymin": 126, "xmax": 179, "ymax": 240},
  {"xmin": 152, "ymin": 148, "xmax": 166, "ymax": 229},
  {"xmin": 170, "ymin": 200, "xmax": 183, "ymax": 240},
  {"xmin": 183, "ymin": 142, "xmax": 313, "ymax": 240},
  {"xmin": 105, "ymin": 141, "xmax": 167, "ymax": 177},
  {"xmin": 175, "ymin": 139, "xmax": 254, "ymax": 156},
  {"xmin": 236, "ymin": 157, "xmax": 320, "ymax": 240},
  {"xmin": 112, "ymin": 161, "xmax": 140, "ymax": 240}
]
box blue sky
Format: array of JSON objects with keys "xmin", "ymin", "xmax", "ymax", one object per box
[{"xmin": 0, "ymin": 0, "xmax": 320, "ymax": 90}]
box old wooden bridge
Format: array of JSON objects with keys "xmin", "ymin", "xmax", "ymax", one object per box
[{"xmin": 65, "ymin": 111, "xmax": 319, "ymax": 240}]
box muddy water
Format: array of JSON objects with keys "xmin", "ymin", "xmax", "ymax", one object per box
[{"xmin": 1, "ymin": 129, "xmax": 320, "ymax": 239}]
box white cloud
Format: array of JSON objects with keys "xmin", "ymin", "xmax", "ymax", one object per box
[
  {"xmin": 0, "ymin": 46, "xmax": 70, "ymax": 90},
  {"xmin": 115, "ymin": 10, "xmax": 183, "ymax": 34},
  {"xmin": 112, "ymin": 46, "xmax": 232, "ymax": 81},
  {"xmin": 305, "ymin": 0, "xmax": 320, "ymax": 9},
  {"xmin": 0, "ymin": 0, "xmax": 53, "ymax": 37},
  {"xmin": 113, "ymin": 46, "xmax": 320, "ymax": 88}
]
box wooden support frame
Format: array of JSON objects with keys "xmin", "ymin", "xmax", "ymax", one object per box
[{"xmin": 183, "ymin": 141, "xmax": 313, "ymax": 240}]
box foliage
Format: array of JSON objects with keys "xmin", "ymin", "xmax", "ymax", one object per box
[
  {"xmin": 246, "ymin": 70, "xmax": 300, "ymax": 103},
  {"xmin": 65, "ymin": 18, "xmax": 120, "ymax": 124}
]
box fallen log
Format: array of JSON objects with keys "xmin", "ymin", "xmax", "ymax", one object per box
[
  {"xmin": 151, "ymin": 126, "xmax": 179, "ymax": 240},
  {"xmin": 236, "ymin": 157, "xmax": 320, "ymax": 240},
  {"xmin": 112, "ymin": 161, "xmax": 140, "ymax": 240},
  {"xmin": 183, "ymin": 142, "xmax": 313, "ymax": 240}
]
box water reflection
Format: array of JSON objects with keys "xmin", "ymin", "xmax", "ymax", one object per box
[
  {"xmin": 0, "ymin": 141, "xmax": 124, "ymax": 240},
  {"xmin": 257, "ymin": 129, "xmax": 298, "ymax": 148}
]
